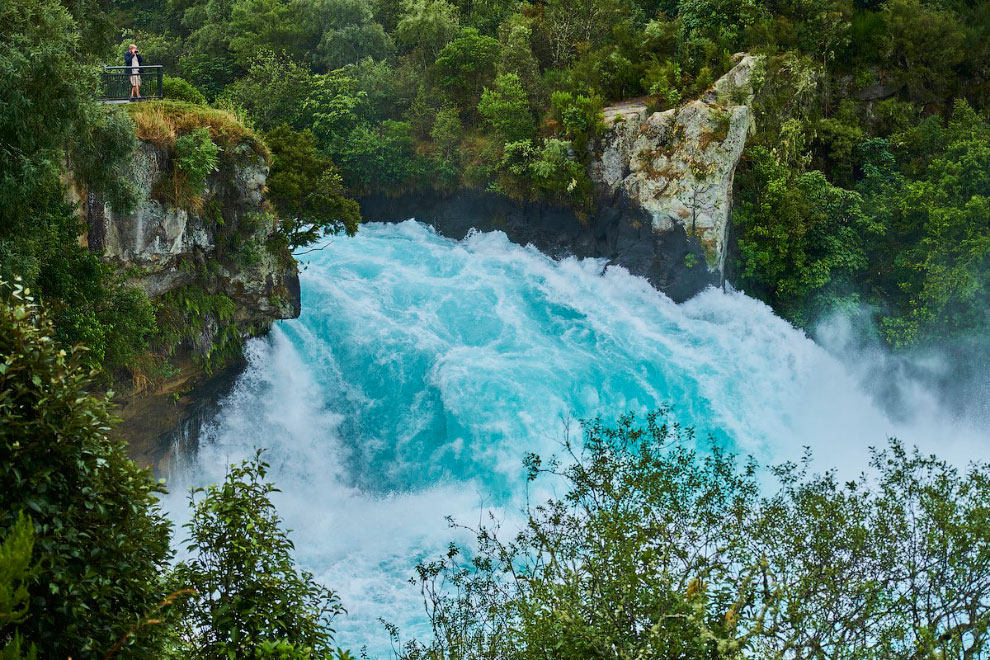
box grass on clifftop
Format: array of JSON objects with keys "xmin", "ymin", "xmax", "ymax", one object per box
[{"xmin": 127, "ymin": 100, "xmax": 270, "ymax": 161}]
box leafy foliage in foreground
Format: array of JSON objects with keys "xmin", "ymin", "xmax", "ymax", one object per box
[
  {"xmin": 170, "ymin": 451, "xmax": 347, "ymax": 658},
  {"xmin": 0, "ymin": 285, "xmax": 350, "ymax": 658},
  {"xmin": 0, "ymin": 280, "xmax": 173, "ymax": 658},
  {"xmin": 0, "ymin": 514, "xmax": 38, "ymax": 660},
  {"xmin": 397, "ymin": 411, "xmax": 990, "ymax": 659}
]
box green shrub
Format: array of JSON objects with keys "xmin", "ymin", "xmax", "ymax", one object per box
[
  {"xmin": 172, "ymin": 127, "xmax": 220, "ymax": 209},
  {"xmin": 733, "ymin": 146, "xmax": 878, "ymax": 326},
  {"xmin": 162, "ymin": 75, "xmax": 207, "ymax": 105},
  {"xmin": 174, "ymin": 128, "xmax": 220, "ymax": 193},
  {"xmin": 69, "ymin": 106, "xmax": 142, "ymax": 214},
  {"xmin": 642, "ymin": 59, "xmax": 684, "ymax": 107},
  {"xmin": 171, "ymin": 452, "xmax": 346, "ymax": 658},
  {"xmin": 496, "ymin": 138, "xmax": 591, "ymax": 207},
  {"xmin": 548, "ymin": 91, "xmax": 603, "ymax": 153},
  {"xmin": 478, "ymin": 73, "xmax": 535, "ymax": 144},
  {"xmin": 38, "ymin": 241, "xmax": 156, "ymax": 376},
  {"xmin": 265, "ymin": 125, "xmax": 361, "ymax": 248},
  {"xmin": 398, "ymin": 410, "xmax": 990, "ymax": 660},
  {"xmin": 0, "ymin": 279, "xmax": 173, "ymax": 659},
  {"xmin": 0, "ymin": 513, "xmax": 37, "ymax": 660}
]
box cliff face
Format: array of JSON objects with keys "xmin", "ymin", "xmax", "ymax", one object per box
[
  {"xmin": 80, "ymin": 129, "xmax": 299, "ymax": 467},
  {"xmin": 590, "ymin": 53, "xmax": 758, "ymax": 280},
  {"xmin": 86, "ymin": 140, "xmax": 300, "ymax": 343},
  {"xmin": 361, "ymin": 55, "xmax": 759, "ymax": 302}
]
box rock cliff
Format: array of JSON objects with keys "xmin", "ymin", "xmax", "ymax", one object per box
[
  {"xmin": 361, "ymin": 54, "xmax": 760, "ymax": 302},
  {"xmin": 86, "ymin": 140, "xmax": 300, "ymax": 331},
  {"xmin": 590, "ymin": 53, "xmax": 757, "ymax": 279},
  {"xmin": 78, "ymin": 121, "xmax": 299, "ymax": 466}
]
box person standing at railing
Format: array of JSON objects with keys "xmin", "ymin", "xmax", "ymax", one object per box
[{"xmin": 125, "ymin": 44, "xmax": 143, "ymax": 100}]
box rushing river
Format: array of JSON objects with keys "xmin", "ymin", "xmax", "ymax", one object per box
[{"xmin": 163, "ymin": 220, "xmax": 987, "ymax": 656}]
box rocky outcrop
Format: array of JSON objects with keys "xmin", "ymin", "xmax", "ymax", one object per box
[
  {"xmin": 86, "ymin": 140, "xmax": 300, "ymax": 334},
  {"xmin": 79, "ymin": 131, "xmax": 299, "ymax": 464},
  {"xmin": 361, "ymin": 54, "xmax": 760, "ymax": 302},
  {"xmin": 591, "ymin": 53, "xmax": 758, "ymax": 279}
]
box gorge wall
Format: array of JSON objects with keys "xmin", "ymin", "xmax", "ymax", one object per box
[
  {"xmin": 361, "ymin": 54, "xmax": 759, "ymax": 303},
  {"xmin": 80, "ymin": 125, "xmax": 300, "ymax": 470}
]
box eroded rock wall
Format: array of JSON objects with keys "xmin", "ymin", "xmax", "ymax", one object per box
[
  {"xmin": 86, "ymin": 140, "xmax": 300, "ymax": 333},
  {"xmin": 591, "ymin": 53, "xmax": 758, "ymax": 279},
  {"xmin": 80, "ymin": 134, "xmax": 299, "ymax": 465}
]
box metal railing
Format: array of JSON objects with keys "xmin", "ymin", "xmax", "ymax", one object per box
[{"xmin": 100, "ymin": 65, "xmax": 163, "ymax": 102}]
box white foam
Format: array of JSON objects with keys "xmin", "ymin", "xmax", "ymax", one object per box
[{"xmin": 163, "ymin": 221, "xmax": 989, "ymax": 657}]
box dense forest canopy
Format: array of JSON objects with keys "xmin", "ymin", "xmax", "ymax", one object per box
[{"xmin": 4, "ymin": 0, "xmax": 987, "ymax": 384}]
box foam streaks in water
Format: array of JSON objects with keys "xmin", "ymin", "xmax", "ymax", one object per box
[{"xmin": 164, "ymin": 221, "xmax": 986, "ymax": 656}]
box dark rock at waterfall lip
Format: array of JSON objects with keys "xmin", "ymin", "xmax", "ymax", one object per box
[
  {"xmin": 120, "ymin": 354, "xmax": 247, "ymax": 477},
  {"xmin": 358, "ymin": 189, "xmax": 718, "ymax": 304},
  {"xmin": 284, "ymin": 269, "xmax": 302, "ymax": 319}
]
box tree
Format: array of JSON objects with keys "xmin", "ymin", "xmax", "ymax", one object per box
[
  {"xmin": 429, "ymin": 106, "xmax": 464, "ymax": 185},
  {"xmin": 330, "ymin": 120, "xmax": 422, "ymax": 191},
  {"xmin": 496, "ymin": 14, "xmax": 541, "ymax": 108},
  {"xmin": 395, "ymin": 0, "xmax": 460, "ymax": 63},
  {"xmin": 343, "ymin": 57, "xmax": 409, "ymax": 123},
  {"xmin": 431, "ymin": 27, "xmax": 501, "ymax": 112},
  {"xmin": 865, "ymin": 102, "xmax": 990, "ymax": 345},
  {"xmin": 881, "ymin": 0, "xmax": 966, "ymax": 107},
  {"xmin": 0, "ymin": 280, "xmax": 173, "ymax": 659},
  {"xmin": 309, "ymin": 0, "xmax": 393, "ymax": 70},
  {"xmin": 171, "ymin": 452, "xmax": 346, "ymax": 658},
  {"xmin": 734, "ymin": 145, "xmax": 879, "ymax": 326},
  {"xmin": 228, "ymin": 0, "xmax": 314, "ymax": 66},
  {"xmin": 538, "ymin": 0, "xmax": 631, "ymax": 67},
  {"xmin": 478, "ymin": 73, "xmax": 535, "ymax": 143},
  {"xmin": 304, "ymin": 70, "xmax": 371, "ymax": 150},
  {"xmin": 1, "ymin": 0, "xmax": 154, "ymax": 376},
  {"xmin": 265, "ymin": 125, "xmax": 361, "ymax": 249},
  {"xmin": 396, "ymin": 411, "xmax": 990, "ymax": 660},
  {"xmin": 0, "ymin": 0, "xmax": 136, "ymax": 235},
  {"xmin": 678, "ymin": 0, "xmax": 769, "ymax": 49},
  {"xmin": 220, "ymin": 50, "xmax": 314, "ymax": 131}
]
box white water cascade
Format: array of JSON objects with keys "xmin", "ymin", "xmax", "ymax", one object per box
[{"xmin": 162, "ymin": 220, "xmax": 987, "ymax": 656}]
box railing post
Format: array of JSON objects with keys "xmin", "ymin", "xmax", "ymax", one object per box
[{"xmin": 99, "ymin": 65, "xmax": 165, "ymax": 103}]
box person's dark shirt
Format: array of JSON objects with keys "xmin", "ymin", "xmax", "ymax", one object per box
[{"xmin": 124, "ymin": 52, "xmax": 144, "ymax": 67}]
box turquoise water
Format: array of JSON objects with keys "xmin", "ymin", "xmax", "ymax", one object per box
[{"xmin": 165, "ymin": 221, "xmax": 985, "ymax": 656}]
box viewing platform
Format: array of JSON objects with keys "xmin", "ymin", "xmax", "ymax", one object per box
[{"xmin": 100, "ymin": 65, "xmax": 163, "ymax": 103}]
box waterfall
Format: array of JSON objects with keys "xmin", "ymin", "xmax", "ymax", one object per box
[{"xmin": 162, "ymin": 220, "xmax": 986, "ymax": 656}]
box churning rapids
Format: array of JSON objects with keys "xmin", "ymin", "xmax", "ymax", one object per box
[{"xmin": 163, "ymin": 220, "xmax": 988, "ymax": 656}]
